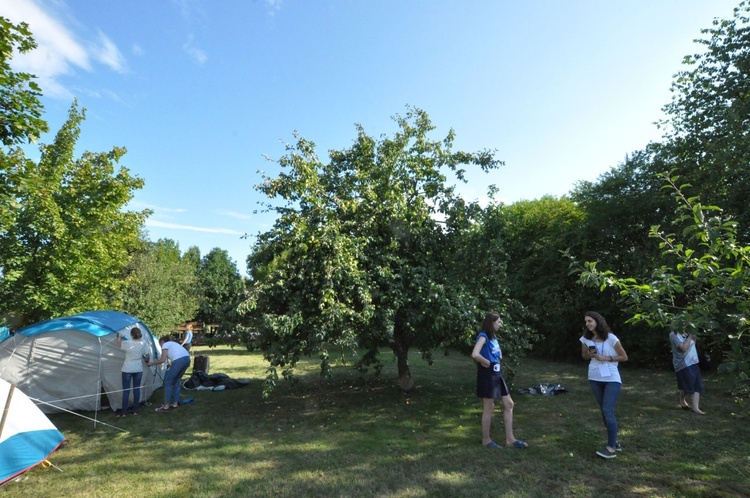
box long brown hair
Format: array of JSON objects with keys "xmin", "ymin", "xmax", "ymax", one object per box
[
  {"xmin": 481, "ymin": 311, "xmax": 502, "ymax": 340},
  {"xmin": 583, "ymin": 311, "xmax": 611, "ymax": 340}
]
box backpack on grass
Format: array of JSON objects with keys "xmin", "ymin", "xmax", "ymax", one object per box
[{"xmin": 193, "ymin": 354, "xmax": 209, "ymax": 374}]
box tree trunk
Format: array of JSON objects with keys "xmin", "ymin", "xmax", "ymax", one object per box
[{"xmin": 393, "ymin": 312, "xmax": 414, "ymax": 392}]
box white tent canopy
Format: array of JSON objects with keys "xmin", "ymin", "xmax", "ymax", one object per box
[
  {"xmin": 0, "ymin": 378, "xmax": 66, "ymax": 485},
  {"xmin": 0, "ymin": 311, "xmax": 165, "ymax": 414}
]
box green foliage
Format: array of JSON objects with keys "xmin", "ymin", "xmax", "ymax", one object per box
[
  {"xmin": 568, "ymin": 151, "xmax": 682, "ymax": 365},
  {"xmin": 118, "ymin": 238, "xmax": 199, "ymax": 336},
  {"xmin": 440, "ymin": 199, "xmax": 539, "ymax": 381},
  {"xmin": 242, "ymin": 107, "xmax": 533, "ymax": 396},
  {"xmin": 195, "ymin": 247, "xmax": 246, "ymax": 338},
  {"xmin": 656, "ymin": 1, "xmax": 750, "ymax": 238},
  {"xmin": 0, "ymin": 17, "xmax": 48, "ymax": 147},
  {"xmin": 575, "ymin": 174, "xmax": 750, "ymax": 401},
  {"xmin": 563, "ymin": 4, "xmax": 750, "ymax": 366},
  {"xmin": 571, "ymin": 150, "xmax": 675, "ymax": 279},
  {"xmin": 183, "ymin": 245, "xmax": 202, "ymax": 272},
  {"xmin": 0, "ymin": 103, "xmax": 147, "ymax": 326},
  {"xmin": 499, "ymin": 196, "xmax": 592, "ymax": 361}
]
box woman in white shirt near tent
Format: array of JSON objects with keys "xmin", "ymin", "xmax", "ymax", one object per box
[
  {"xmin": 115, "ymin": 326, "xmax": 150, "ymax": 416},
  {"xmin": 148, "ymin": 335, "xmax": 191, "ymax": 412}
]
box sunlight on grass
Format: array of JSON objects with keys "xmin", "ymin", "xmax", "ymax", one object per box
[
  {"xmin": 1, "ymin": 349, "xmax": 748, "ymax": 497},
  {"xmin": 278, "ymin": 441, "xmax": 337, "ymax": 452},
  {"xmin": 429, "ymin": 470, "xmax": 470, "ymax": 485},
  {"xmin": 630, "ymin": 485, "xmax": 660, "ymax": 495}
]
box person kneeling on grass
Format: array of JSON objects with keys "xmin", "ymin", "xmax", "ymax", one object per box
[
  {"xmin": 471, "ymin": 311, "xmax": 528, "ymax": 449},
  {"xmin": 148, "ymin": 335, "xmax": 190, "ymax": 412}
]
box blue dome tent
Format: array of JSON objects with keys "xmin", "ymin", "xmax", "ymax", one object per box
[{"xmin": 0, "ymin": 311, "xmax": 165, "ymax": 414}]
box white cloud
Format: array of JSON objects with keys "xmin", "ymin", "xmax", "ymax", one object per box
[
  {"xmin": 101, "ymin": 88, "xmax": 123, "ymax": 103},
  {"xmin": 130, "ymin": 201, "xmax": 186, "ymax": 214},
  {"xmin": 266, "ymin": 0, "xmax": 283, "ymax": 16},
  {"xmin": 0, "ymin": 0, "xmax": 126, "ymax": 98},
  {"xmin": 146, "ymin": 219, "xmax": 244, "ymax": 235},
  {"xmin": 172, "ymin": 0, "xmax": 198, "ymax": 19},
  {"xmin": 215, "ymin": 210, "xmax": 253, "ymax": 221},
  {"xmin": 183, "ymin": 35, "xmax": 207, "ymax": 65},
  {"xmin": 92, "ymin": 30, "xmax": 127, "ymax": 73}
]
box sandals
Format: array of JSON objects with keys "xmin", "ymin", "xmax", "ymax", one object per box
[{"xmin": 484, "ymin": 440, "xmax": 529, "ymax": 449}]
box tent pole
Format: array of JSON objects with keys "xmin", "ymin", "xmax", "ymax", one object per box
[
  {"xmin": 93, "ymin": 378, "xmax": 101, "ymax": 428},
  {"xmin": 0, "ymin": 383, "xmax": 15, "ymax": 440},
  {"xmin": 94, "ymin": 337, "xmax": 103, "ymax": 428}
]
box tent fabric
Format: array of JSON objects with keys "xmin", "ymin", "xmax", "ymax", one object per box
[
  {"xmin": 10, "ymin": 311, "xmax": 149, "ymax": 338},
  {"xmin": 0, "ymin": 327, "xmax": 9, "ymax": 343},
  {"xmin": 0, "ymin": 378, "xmax": 66, "ymax": 486},
  {"xmin": 0, "ymin": 311, "xmax": 165, "ymax": 414}
]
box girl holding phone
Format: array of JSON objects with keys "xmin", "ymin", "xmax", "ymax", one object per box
[{"xmin": 580, "ymin": 311, "xmax": 628, "ymax": 459}]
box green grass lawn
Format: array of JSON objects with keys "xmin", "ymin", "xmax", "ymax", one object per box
[{"xmin": 4, "ymin": 346, "xmax": 749, "ymax": 497}]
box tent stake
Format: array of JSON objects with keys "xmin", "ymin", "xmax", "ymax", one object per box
[
  {"xmin": 42, "ymin": 460, "xmax": 64, "ymax": 473},
  {"xmin": 0, "ymin": 383, "xmax": 15, "ymax": 440}
]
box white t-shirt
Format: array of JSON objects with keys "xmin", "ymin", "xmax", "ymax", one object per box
[
  {"xmin": 161, "ymin": 341, "xmax": 190, "ymax": 362},
  {"xmin": 120, "ymin": 340, "xmax": 150, "ymax": 373},
  {"xmin": 580, "ymin": 333, "xmax": 622, "ymax": 383},
  {"xmin": 669, "ymin": 332, "xmax": 699, "ymax": 372}
]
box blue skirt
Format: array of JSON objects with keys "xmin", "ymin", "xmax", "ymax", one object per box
[
  {"xmin": 676, "ymin": 363, "xmax": 703, "ymax": 394},
  {"xmin": 476, "ymin": 363, "xmax": 510, "ymax": 399}
]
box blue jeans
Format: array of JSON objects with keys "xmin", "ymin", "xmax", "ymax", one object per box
[
  {"xmin": 122, "ymin": 371, "xmax": 143, "ymax": 413},
  {"xmin": 164, "ymin": 356, "xmax": 191, "ymax": 405},
  {"xmin": 589, "ymin": 380, "xmax": 621, "ymax": 448}
]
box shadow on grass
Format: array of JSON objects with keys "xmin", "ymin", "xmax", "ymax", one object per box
[{"xmin": 13, "ymin": 352, "xmax": 750, "ymax": 497}]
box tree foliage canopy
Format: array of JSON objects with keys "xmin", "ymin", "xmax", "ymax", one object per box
[
  {"xmin": 196, "ymin": 247, "xmax": 246, "ymax": 333},
  {"xmin": 656, "ymin": 1, "xmax": 750, "ymax": 236},
  {"xmin": 536, "ymin": 3, "xmax": 750, "ymax": 371},
  {"xmin": 118, "ymin": 238, "xmax": 199, "ymax": 336},
  {"xmin": 498, "ymin": 196, "xmax": 593, "ymax": 360},
  {"xmin": 576, "ymin": 174, "xmax": 750, "ymax": 398},
  {"xmin": 0, "ymin": 103, "xmax": 147, "ymax": 325},
  {"xmin": 242, "ymin": 107, "xmax": 534, "ymax": 396},
  {"xmin": 0, "ymin": 17, "xmax": 47, "ymax": 147}
]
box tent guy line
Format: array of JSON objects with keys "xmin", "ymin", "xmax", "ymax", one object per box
[
  {"xmin": 30, "ymin": 397, "xmax": 128, "ymax": 433},
  {"xmin": 27, "ymin": 380, "xmax": 168, "ymax": 405}
]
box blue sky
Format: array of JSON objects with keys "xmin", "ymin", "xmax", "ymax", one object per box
[{"xmin": 1, "ymin": 0, "xmax": 740, "ymax": 275}]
